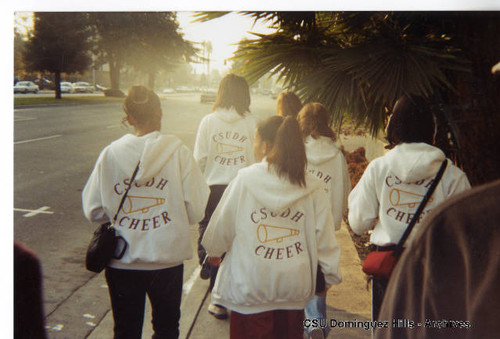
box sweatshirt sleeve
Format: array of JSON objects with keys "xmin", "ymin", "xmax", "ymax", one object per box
[
  {"xmin": 193, "ymin": 116, "xmax": 209, "ymax": 173},
  {"xmin": 201, "ymin": 178, "xmax": 239, "ymax": 257},
  {"xmin": 314, "ymin": 189, "xmax": 342, "ymax": 286},
  {"xmin": 180, "ymin": 145, "xmax": 210, "ymax": 225},
  {"xmin": 445, "ymin": 163, "xmax": 471, "ymax": 198},
  {"xmin": 332, "ymin": 154, "xmax": 351, "ymax": 230},
  {"xmin": 348, "ymin": 161, "xmax": 379, "ymax": 235},
  {"xmin": 82, "ymin": 151, "xmax": 109, "ymax": 223}
]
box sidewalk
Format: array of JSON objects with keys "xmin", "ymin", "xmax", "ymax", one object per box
[{"xmin": 88, "ymin": 221, "xmax": 371, "ymax": 338}]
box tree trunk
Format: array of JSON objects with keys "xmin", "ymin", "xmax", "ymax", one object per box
[
  {"xmin": 54, "ymin": 71, "xmax": 61, "ymax": 99},
  {"xmin": 109, "ymin": 56, "xmax": 121, "ymax": 91},
  {"xmin": 148, "ymin": 71, "xmax": 156, "ymax": 90}
]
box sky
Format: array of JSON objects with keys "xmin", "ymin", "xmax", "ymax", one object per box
[{"xmin": 176, "ymin": 12, "xmax": 275, "ymax": 74}]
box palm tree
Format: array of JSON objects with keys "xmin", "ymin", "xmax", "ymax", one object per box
[{"xmin": 196, "ymin": 11, "xmax": 500, "ymax": 185}]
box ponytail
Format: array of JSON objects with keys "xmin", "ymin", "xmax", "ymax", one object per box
[{"xmin": 267, "ymin": 116, "xmax": 307, "ymax": 187}]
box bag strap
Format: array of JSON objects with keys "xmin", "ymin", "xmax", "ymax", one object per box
[
  {"xmin": 112, "ymin": 162, "xmax": 141, "ymax": 224},
  {"xmin": 393, "ymin": 159, "xmax": 447, "ymax": 258}
]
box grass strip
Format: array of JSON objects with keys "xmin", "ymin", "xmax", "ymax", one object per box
[{"xmin": 14, "ymin": 95, "xmax": 124, "ymax": 106}]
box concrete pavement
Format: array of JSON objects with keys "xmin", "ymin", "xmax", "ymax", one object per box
[{"xmin": 86, "ymin": 221, "xmax": 371, "ymax": 339}]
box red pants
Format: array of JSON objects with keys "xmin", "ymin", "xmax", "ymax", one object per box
[{"xmin": 230, "ymin": 309, "xmax": 304, "ymax": 339}]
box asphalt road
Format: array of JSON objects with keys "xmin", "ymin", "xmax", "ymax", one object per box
[{"xmin": 14, "ymin": 93, "xmax": 276, "ymax": 338}]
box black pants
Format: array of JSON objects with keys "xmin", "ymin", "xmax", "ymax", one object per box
[
  {"xmin": 370, "ymin": 245, "xmax": 393, "ymax": 320},
  {"xmin": 372, "ymin": 276, "xmax": 389, "ymax": 321},
  {"xmin": 197, "ymin": 184, "xmax": 227, "ymax": 291},
  {"xmin": 105, "ymin": 265, "xmax": 183, "ymax": 339}
]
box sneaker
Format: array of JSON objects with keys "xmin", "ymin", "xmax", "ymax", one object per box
[
  {"xmin": 208, "ymin": 303, "xmax": 228, "ymax": 320},
  {"xmin": 200, "ymin": 263, "xmax": 211, "ymax": 280},
  {"xmin": 309, "ymin": 328, "xmax": 325, "ymax": 339}
]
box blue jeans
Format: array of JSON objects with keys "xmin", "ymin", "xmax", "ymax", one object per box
[{"xmin": 304, "ymin": 295, "xmax": 330, "ymax": 337}]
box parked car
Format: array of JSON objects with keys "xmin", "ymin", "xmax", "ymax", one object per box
[
  {"xmin": 14, "ymin": 81, "xmax": 39, "ymax": 94},
  {"xmin": 73, "ymin": 81, "xmax": 94, "ymax": 93},
  {"xmin": 60, "ymin": 82, "xmax": 74, "ymax": 93},
  {"xmin": 162, "ymin": 88, "xmax": 175, "ymax": 94},
  {"xmin": 200, "ymin": 88, "xmax": 217, "ymax": 103},
  {"xmin": 33, "ymin": 78, "xmax": 54, "ymax": 90},
  {"xmin": 95, "ymin": 84, "xmax": 108, "ymax": 92}
]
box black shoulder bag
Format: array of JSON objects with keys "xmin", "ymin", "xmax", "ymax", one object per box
[
  {"xmin": 85, "ymin": 162, "xmax": 140, "ymax": 273},
  {"xmin": 362, "ymin": 159, "xmax": 447, "ymax": 279}
]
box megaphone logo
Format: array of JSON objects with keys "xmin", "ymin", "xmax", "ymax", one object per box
[
  {"xmin": 216, "ymin": 142, "xmax": 244, "ymax": 155},
  {"xmin": 389, "ymin": 189, "xmax": 433, "ymax": 208},
  {"xmin": 123, "ymin": 195, "xmax": 166, "ymax": 214},
  {"xmin": 257, "ymin": 224, "xmax": 300, "ymax": 244}
]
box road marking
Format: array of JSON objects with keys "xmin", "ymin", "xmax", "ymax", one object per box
[
  {"xmin": 14, "ymin": 116, "xmax": 36, "ymax": 122},
  {"xmin": 14, "ymin": 134, "xmax": 62, "ymax": 145},
  {"xmin": 183, "ymin": 266, "xmax": 201, "ymax": 295},
  {"xmin": 14, "ymin": 206, "xmax": 54, "ymax": 217}
]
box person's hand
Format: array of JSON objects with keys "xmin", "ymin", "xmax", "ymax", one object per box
[{"xmin": 206, "ymin": 256, "xmax": 222, "ymax": 266}]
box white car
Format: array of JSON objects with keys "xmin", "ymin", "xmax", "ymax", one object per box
[
  {"xmin": 73, "ymin": 81, "xmax": 94, "ymax": 93},
  {"xmin": 14, "ymin": 81, "xmax": 39, "ymax": 94},
  {"xmin": 60, "ymin": 82, "xmax": 75, "ymax": 93}
]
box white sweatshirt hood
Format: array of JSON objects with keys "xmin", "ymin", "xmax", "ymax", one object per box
[
  {"xmin": 384, "ymin": 143, "xmax": 446, "ymax": 183},
  {"xmin": 304, "ymin": 136, "xmax": 341, "ymax": 166},
  {"xmin": 134, "ymin": 132, "xmax": 183, "ymax": 185},
  {"xmin": 239, "ymin": 160, "xmax": 323, "ymax": 212},
  {"xmin": 213, "ymin": 108, "xmax": 245, "ymax": 124}
]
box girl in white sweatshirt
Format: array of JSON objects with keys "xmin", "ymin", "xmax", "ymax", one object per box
[
  {"xmin": 348, "ymin": 95, "xmax": 470, "ymax": 321},
  {"xmin": 298, "ymin": 103, "xmax": 351, "ymax": 339},
  {"xmin": 82, "ymin": 86, "xmax": 209, "ymax": 338},
  {"xmin": 202, "ymin": 116, "xmax": 342, "ymax": 339},
  {"xmin": 193, "ymin": 74, "xmax": 260, "ymax": 319}
]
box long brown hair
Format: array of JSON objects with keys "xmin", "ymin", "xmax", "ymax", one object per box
[
  {"xmin": 297, "ymin": 102, "xmax": 337, "ymax": 142},
  {"xmin": 123, "ymin": 85, "xmax": 162, "ymax": 130},
  {"xmin": 258, "ymin": 116, "xmax": 307, "ymax": 187},
  {"xmin": 276, "ymin": 91, "xmax": 303, "ymax": 118},
  {"xmin": 213, "ymin": 74, "xmax": 251, "ymax": 116}
]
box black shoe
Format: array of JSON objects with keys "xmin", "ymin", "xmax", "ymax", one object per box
[{"xmin": 200, "ymin": 263, "xmax": 211, "ymax": 280}]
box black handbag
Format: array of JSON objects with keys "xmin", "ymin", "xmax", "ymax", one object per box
[{"xmin": 85, "ymin": 162, "xmax": 140, "ymax": 273}]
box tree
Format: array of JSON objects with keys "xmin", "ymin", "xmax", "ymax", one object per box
[
  {"xmin": 24, "ymin": 12, "xmax": 92, "ymax": 99},
  {"xmin": 88, "ymin": 13, "xmax": 136, "ymax": 95},
  {"xmin": 126, "ymin": 12, "xmax": 196, "ymax": 90},
  {"xmin": 89, "ymin": 12, "xmax": 196, "ymax": 93},
  {"xmin": 197, "ymin": 11, "xmax": 500, "ymax": 185}
]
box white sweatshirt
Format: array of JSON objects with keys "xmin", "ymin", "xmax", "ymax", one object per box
[
  {"xmin": 193, "ymin": 108, "xmax": 260, "ymax": 185},
  {"xmin": 82, "ymin": 131, "xmax": 210, "ymax": 270},
  {"xmin": 304, "ymin": 136, "xmax": 351, "ymax": 230},
  {"xmin": 202, "ymin": 160, "xmax": 342, "ymax": 314},
  {"xmin": 348, "ymin": 143, "xmax": 470, "ymax": 246}
]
